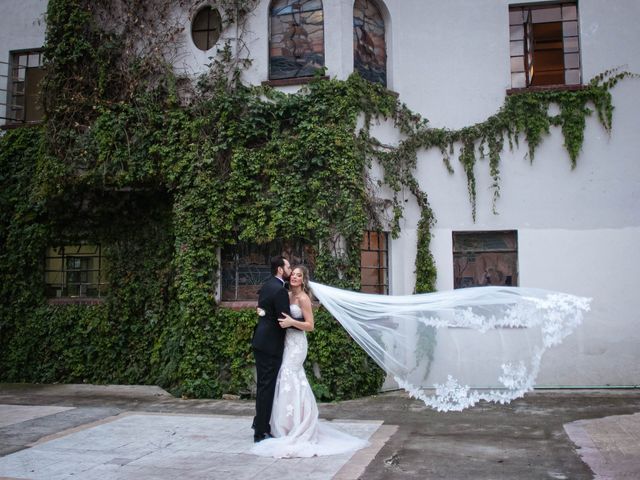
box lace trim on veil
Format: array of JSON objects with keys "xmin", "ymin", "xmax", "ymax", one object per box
[{"xmin": 309, "ymin": 282, "xmax": 590, "ymax": 412}]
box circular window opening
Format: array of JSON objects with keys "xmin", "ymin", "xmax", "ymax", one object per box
[{"xmin": 192, "ymin": 6, "xmax": 222, "ymax": 51}]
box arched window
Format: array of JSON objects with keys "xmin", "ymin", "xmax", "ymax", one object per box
[
  {"xmin": 269, "ymin": 0, "xmax": 324, "ymax": 80},
  {"xmin": 191, "ymin": 6, "xmax": 222, "ymax": 51},
  {"xmin": 353, "ymin": 0, "xmax": 386, "ymax": 86}
]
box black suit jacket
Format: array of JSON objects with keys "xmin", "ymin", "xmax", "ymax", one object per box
[{"xmin": 252, "ymin": 276, "xmax": 291, "ymax": 357}]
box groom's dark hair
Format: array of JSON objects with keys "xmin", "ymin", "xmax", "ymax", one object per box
[{"xmin": 270, "ymin": 255, "xmax": 286, "ymax": 275}]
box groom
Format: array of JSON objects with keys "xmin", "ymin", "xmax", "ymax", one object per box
[{"xmin": 252, "ymin": 255, "xmax": 291, "ymax": 442}]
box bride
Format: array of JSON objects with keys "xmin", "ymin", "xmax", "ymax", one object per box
[
  {"xmin": 250, "ymin": 265, "xmax": 369, "ymax": 458},
  {"xmin": 251, "ymin": 265, "xmax": 590, "ymax": 455}
]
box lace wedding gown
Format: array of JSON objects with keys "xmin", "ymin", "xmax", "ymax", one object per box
[{"xmin": 250, "ymin": 304, "xmax": 369, "ymax": 458}]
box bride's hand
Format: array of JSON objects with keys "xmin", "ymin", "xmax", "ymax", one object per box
[{"xmin": 278, "ymin": 313, "xmax": 293, "ymax": 328}]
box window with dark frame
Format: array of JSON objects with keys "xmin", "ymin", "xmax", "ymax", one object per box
[
  {"xmin": 220, "ymin": 240, "xmax": 316, "ymax": 302},
  {"xmin": 453, "ymin": 231, "xmax": 518, "ymax": 289},
  {"xmin": 360, "ymin": 230, "xmax": 388, "ymax": 294},
  {"xmin": 353, "ymin": 0, "xmax": 387, "ymax": 86},
  {"xmin": 45, "ymin": 245, "xmax": 108, "ymax": 298},
  {"xmin": 191, "ymin": 6, "xmax": 223, "ymax": 51},
  {"xmin": 509, "ymin": 2, "xmax": 580, "ymax": 89},
  {"xmin": 2, "ymin": 50, "xmax": 44, "ymax": 125},
  {"xmin": 269, "ymin": 0, "xmax": 325, "ymax": 80}
]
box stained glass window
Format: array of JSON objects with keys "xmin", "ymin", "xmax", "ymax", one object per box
[
  {"xmin": 353, "ymin": 0, "xmax": 386, "ymax": 86},
  {"xmin": 269, "ymin": 0, "xmax": 324, "ymax": 80}
]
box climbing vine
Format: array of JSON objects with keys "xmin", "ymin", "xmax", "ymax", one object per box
[{"xmin": 0, "ymin": 0, "xmax": 635, "ymax": 398}]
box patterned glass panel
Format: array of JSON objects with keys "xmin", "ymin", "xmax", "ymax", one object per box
[
  {"xmin": 353, "ymin": 0, "xmax": 386, "ymax": 86},
  {"xmin": 269, "ymin": 0, "xmax": 324, "ymax": 80}
]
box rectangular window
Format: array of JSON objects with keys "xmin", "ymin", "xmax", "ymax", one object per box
[
  {"xmin": 453, "ymin": 231, "xmax": 518, "ymax": 289},
  {"xmin": 2, "ymin": 49, "xmax": 44, "ymax": 125},
  {"xmin": 220, "ymin": 240, "xmax": 316, "ymax": 301},
  {"xmin": 360, "ymin": 230, "xmax": 388, "ymax": 294},
  {"xmin": 45, "ymin": 245, "xmax": 108, "ymax": 298},
  {"xmin": 509, "ymin": 2, "xmax": 580, "ymax": 89}
]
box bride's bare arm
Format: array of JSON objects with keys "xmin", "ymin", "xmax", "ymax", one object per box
[{"xmin": 279, "ymin": 294, "xmax": 314, "ymax": 331}]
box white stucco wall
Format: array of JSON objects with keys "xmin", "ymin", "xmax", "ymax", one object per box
[
  {"xmin": 2, "ymin": 0, "xmax": 638, "ymax": 387},
  {"xmin": 0, "ymin": 0, "xmax": 46, "ymax": 56},
  {"xmin": 378, "ymin": 0, "xmax": 640, "ymax": 387}
]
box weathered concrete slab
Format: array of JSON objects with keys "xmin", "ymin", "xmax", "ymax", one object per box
[
  {"xmin": 0, "ymin": 411, "xmax": 383, "ymax": 480},
  {"xmin": 1, "ymin": 384, "xmax": 640, "ymax": 479}
]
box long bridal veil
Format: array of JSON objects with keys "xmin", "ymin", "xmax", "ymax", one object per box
[{"xmin": 308, "ymin": 282, "xmax": 591, "ymax": 412}]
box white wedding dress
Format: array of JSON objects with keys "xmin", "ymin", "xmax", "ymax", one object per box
[{"xmin": 250, "ymin": 304, "xmax": 369, "ymax": 458}]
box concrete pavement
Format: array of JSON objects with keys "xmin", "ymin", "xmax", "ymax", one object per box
[{"xmin": 0, "ymin": 384, "xmax": 639, "ymax": 479}]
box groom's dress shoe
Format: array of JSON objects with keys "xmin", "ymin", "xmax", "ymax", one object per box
[{"xmin": 254, "ymin": 433, "xmax": 274, "ymax": 443}]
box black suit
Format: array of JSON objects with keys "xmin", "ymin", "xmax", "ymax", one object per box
[{"xmin": 252, "ymin": 275, "xmax": 291, "ymax": 439}]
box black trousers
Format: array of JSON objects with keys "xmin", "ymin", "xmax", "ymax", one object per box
[{"xmin": 253, "ymin": 348, "xmax": 282, "ymax": 438}]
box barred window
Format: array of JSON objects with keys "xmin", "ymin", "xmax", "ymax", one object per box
[
  {"xmin": 45, "ymin": 245, "xmax": 108, "ymax": 298},
  {"xmin": 353, "ymin": 0, "xmax": 387, "ymax": 86},
  {"xmin": 509, "ymin": 2, "xmax": 580, "ymax": 88},
  {"xmin": 360, "ymin": 231, "xmax": 388, "ymax": 294},
  {"xmin": 221, "ymin": 240, "xmax": 316, "ymax": 301},
  {"xmin": 2, "ymin": 50, "xmax": 44, "ymax": 125},
  {"xmin": 453, "ymin": 231, "xmax": 518, "ymax": 289},
  {"xmin": 269, "ymin": 0, "xmax": 324, "ymax": 80}
]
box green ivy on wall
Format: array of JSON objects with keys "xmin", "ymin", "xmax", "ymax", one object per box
[{"xmin": 0, "ymin": 0, "xmax": 635, "ymax": 398}]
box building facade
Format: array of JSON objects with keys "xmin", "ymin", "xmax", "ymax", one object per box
[{"xmin": 2, "ymin": 0, "xmax": 639, "ymax": 388}]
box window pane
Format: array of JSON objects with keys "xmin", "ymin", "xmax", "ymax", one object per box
[
  {"xmin": 453, "ymin": 231, "xmax": 517, "ymax": 252},
  {"xmin": 510, "ymin": 40, "xmax": 524, "ymax": 57},
  {"xmin": 361, "ymin": 267, "xmax": 380, "ymax": 286},
  {"xmin": 565, "ymin": 68, "xmax": 581, "ymax": 85},
  {"xmin": 360, "ymin": 230, "xmax": 388, "ymax": 294},
  {"xmin": 45, "ymin": 244, "xmax": 107, "ymax": 298},
  {"xmin": 531, "ymin": 6, "xmax": 561, "ymax": 23},
  {"xmin": 270, "ymin": 0, "xmax": 325, "ymax": 80},
  {"xmin": 361, "ymin": 251, "xmax": 380, "ymax": 268},
  {"xmin": 193, "ymin": 8, "xmax": 210, "ymax": 30},
  {"xmin": 564, "ymin": 52, "xmax": 579, "ymax": 69},
  {"xmin": 563, "ymin": 36, "xmax": 579, "ymax": 53},
  {"xmin": 221, "ymin": 240, "xmax": 316, "ymax": 301},
  {"xmin": 24, "ymin": 67, "xmax": 45, "ymax": 122},
  {"xmin": 509, "ymin": 9, "xmax": 523, "ymax": 25},
  {"xmin": 15, "ymin": 66, "xmax": 25, "ymax": 81},
  {"xmin": 192, "ymin": 7, "xmax": 222, "ymax": 51},
  {"xmin": 510, "ymin": 56, "xmax": 524, "ymax": 73},
  {"xmin": 563, "ymin": 20, "xmax": 578, "ymax": 37},
  {"xmin": 453, "ymin": 231, "xmax": 518, "ymax": 289},
  {"xmin": 353, "ymin": 0, "xmax": 387, "ymax": 85},
  {"xmin": 511, "ymin": 72, "xmax": 526, "ymax": 89},
  {"xmin": 192, "ymin": 31, "xmax": 208, "ymax": 51},
  {"xmin": 562, "ymin": 4, "xmax": 577, "ymax": 20},
  {"xmin": 509, "ymin": 25, "xmax": 524, "ymax": 41},
  {"xmin": 369, "ymin": 231, "xmax": 380, "ymax": 249}
]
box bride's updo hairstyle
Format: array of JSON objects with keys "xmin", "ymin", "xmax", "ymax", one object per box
[{"xmin": 292, "ymin": 265, "xmax": 311, "ymax": 295}]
